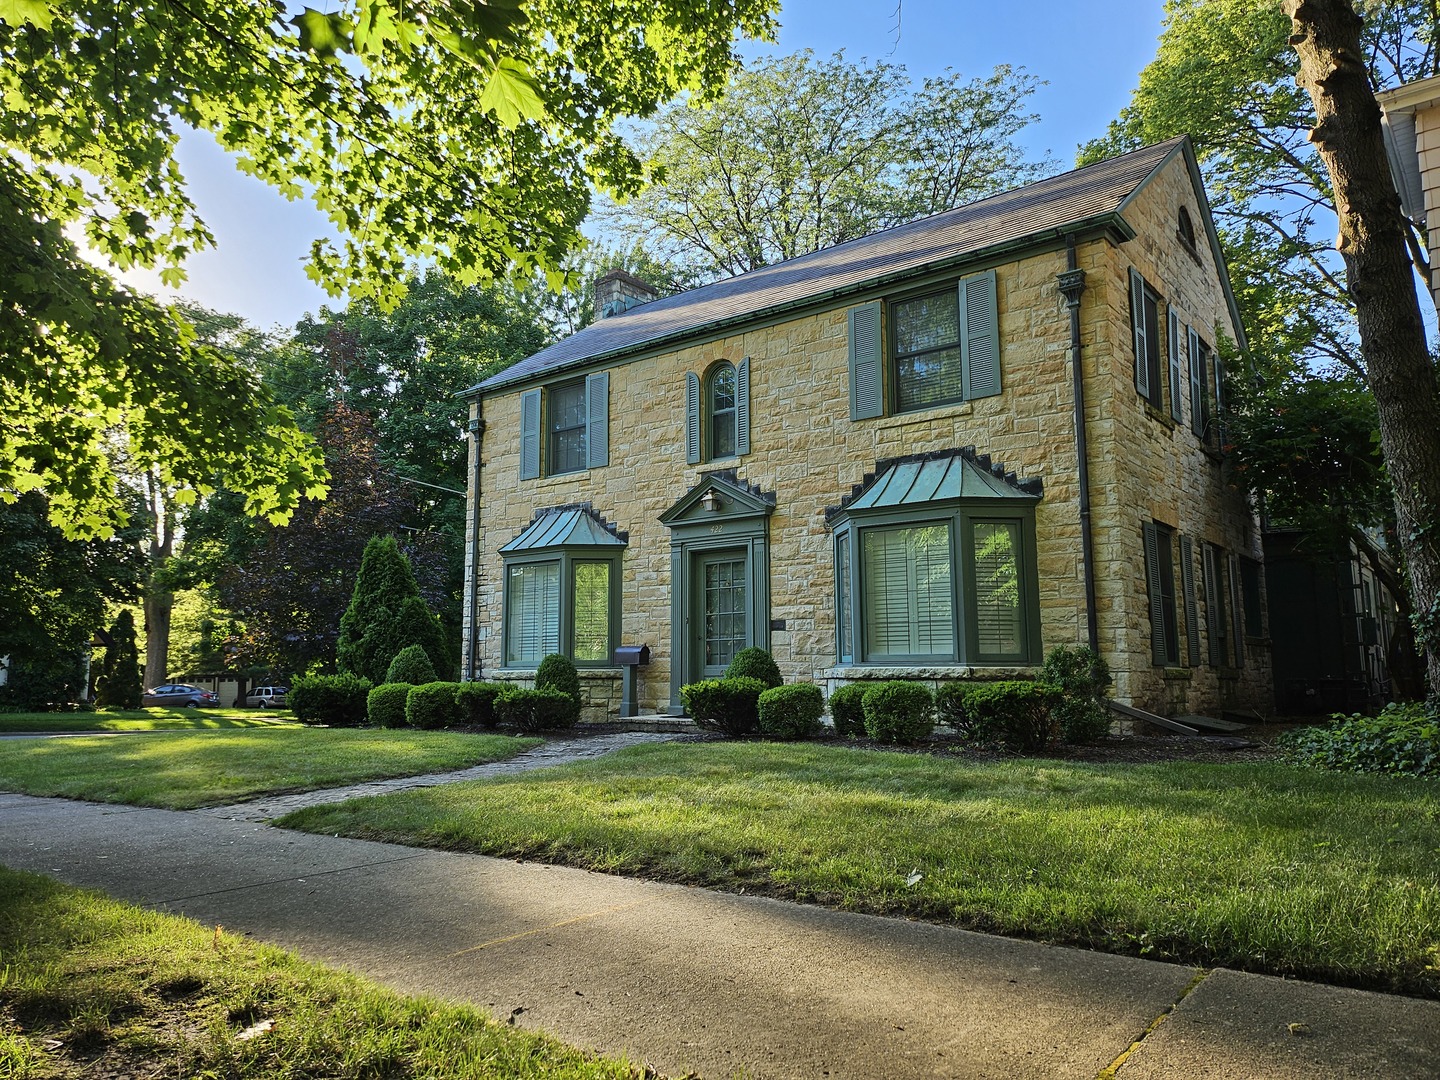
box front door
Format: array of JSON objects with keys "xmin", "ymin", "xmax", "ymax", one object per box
[{"xmin": 695, "ymin": 550, "xmax": 748, "ymax": 679}]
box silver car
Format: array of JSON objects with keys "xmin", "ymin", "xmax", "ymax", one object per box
[{"xmin": 245, "ymin": 685, "xmax": 288, "ymax": 708}]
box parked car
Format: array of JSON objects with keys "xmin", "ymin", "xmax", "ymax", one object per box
[
  {"xmin": 245, "ymin": 685, "xmax": 289, "ymax": 709},
  {"xmin": 142, "ymin": 684, "xmax": 220, "ymax": 708}
]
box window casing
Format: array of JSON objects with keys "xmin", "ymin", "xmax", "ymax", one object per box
[
  {"xmin": 848, "ymin": 269, "xmax": 1000, "ymax": 421},
  {"xmin": 685, "ymin": 358, "xmax": 750, "ymax": 464},
  {"xmin": 833, "ymin": 504, "xmax": 1040, "ymax": 666},
  {"xmin": 502, "ymin": 550, "xmax": 620, "ymax": 667},
  {"xmin": 518, "ymin": 372, "xmax": 610, "ymax": 480},
  {"xmin": 1143, "ymin": 522, "xmax": 1180, "ymax": 666},
  {"xmin": 708, "ymin": 362, "xmax": 737, "ymax": 460}
]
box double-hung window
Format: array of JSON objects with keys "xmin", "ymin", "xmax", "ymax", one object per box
[
  {"xmin": 847, "ymin": 269, "xmax": 1001, "ymax": 420},
  {"xmin": 831, "ymin": 453, "xmax": 1040, "ymax": 666},
  {"xmin": 518, "ymin": 372, "xmax": 610, "ymax": 479},
  {"xmin": 500, "ymin": 508, "xmax": 625, "ymax": 666},
  {"xmin": 1143, "ymin": 522, "xmax": 1180, "ymax": 666}
]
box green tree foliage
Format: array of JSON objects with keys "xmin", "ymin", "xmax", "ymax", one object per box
[
  {"xmin": 337, "ymin": 535, "xmax": 443, "ymax": 684},
  {"xmin": 1, "ymin": 0, "xmax": 777, "ymax": 531},
  {"xmin": 601, "ymin": 51, "xmax": 1052, "ymax": 277},
  {"xmin": 0, "ymin": 492, "xmax": 145, "ymax": 708},
  {"xmin": 95, "ymin": 610, "xmax": 142, "ymax": 709}
]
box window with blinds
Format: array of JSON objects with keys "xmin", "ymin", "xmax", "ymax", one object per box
[
  {"xmin": 505, "ymin": 562, "xmax": 560, "ymax": 665},
  {"xmin": 861, "ymin": 524, "xmax": 954, "ymax": 658},
  {"xmin": 572, "ymin": 561, "xmax": 610, "ymax": 662},
  {"xmin": 971, "ymin": 520, "xmax": 1023, "ymax": 660}
]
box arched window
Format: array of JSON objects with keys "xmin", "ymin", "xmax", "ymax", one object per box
[
  {"xmin": 1178, "ymin": 206, "xmax": 1197, "ymax": 252},
  {"xmin": 708, "ymin": 361, "xmax": 737, "ymax": 460}
]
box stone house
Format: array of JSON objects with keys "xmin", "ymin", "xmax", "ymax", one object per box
[{"xmin": 459, "ymin": 136, "xmax": 1273, "ymax": 719}]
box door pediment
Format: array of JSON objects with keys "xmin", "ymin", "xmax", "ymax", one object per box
[{"xmin": 659, "ymin": 470, "xmax": 776, "ymax": 529}]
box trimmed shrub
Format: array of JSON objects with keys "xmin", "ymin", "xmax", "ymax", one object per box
[
  {"xmin": 827, "ymin": 683, "xmax": 868, "ymax": 738},
  {"xmin": 758, "ymin": 683, "xmax": 825, "ymax": 740},
  {"xmin": 680, "ymin": 677, "xmax": 767, "ymax": 737},
  {"xmin": 934, "ymin": 682, "xmax": 994, "ymax": 741},
  {"xmin": 535, "ymin": 653, "xmax": 582, "ymax": 708},
  {"xmin": 1280, "ymin": 702, "xmax": 1440, "ymax": 777},
  {"xmin": 406, "ymin": 681, "xmax": 462, "ymax": 730},
  {"xmin": 95, "ymin": 610, "xmax": 142, "ymax": 710},
  {"xmin": 386, "ymin": 644, "xmax": 436, "ymax": 686},
  {"xmin": 367, "ymin": 682, "xmax": 413, "ymax": 728},
  {"xmin": 289, "ymin": 673, "xmax": 373, "ymax": 727},
  {"xmin": 861, "ymin": 681, "xmax": 935, "ymax": 744},
  {"xmin": 336, "ymin": 536, "xmax": 445, "ymax": 684},
  {"xmin": 965, "ymin": 681, "xmax": 1063, "ymax": 751},
  {"xmin": 1042, "ymin": 644, "xmax": 1113, "ymax": 744},
  {"xmin": 724, "ymin": 647, "xmax": 782, "ymax": 689},
  {"xmin": 456, "ymin": 681, "xmax": 505, "ymax": 729},
  {"xmin": 495, "ymin": 686, "xmax": 579, "ymax": 732}
]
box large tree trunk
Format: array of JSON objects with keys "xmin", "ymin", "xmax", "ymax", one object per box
[
  {"xmin": 1285, "ymin": 0, "xmax": 1440, "ymax": 701},
  {"xmin": 142, "ymin": 472, "xmax": 175, "ymax": 691}
]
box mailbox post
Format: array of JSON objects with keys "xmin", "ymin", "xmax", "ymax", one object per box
[{"xmin": 614, "ymin": 644, "xmax": 651, "ymax": 718}]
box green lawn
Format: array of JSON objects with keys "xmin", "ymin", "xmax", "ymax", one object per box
[
  {"xmin": 0, "ymin": 729, "xmax": 542, "ymax": 809},
  {"xmin": 278, "ymin": 741, "xmax": 1440, "ymax": 997},
  {"xmin": 0, "ymin": 866, "xmax": 643, "ymax": 1080},
  {"xmin": 0, "ymin": 708, "xmax": 294, "ymax": 733}
]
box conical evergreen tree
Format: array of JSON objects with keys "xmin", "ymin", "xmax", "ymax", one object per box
[
  {"xmin": 95, "ymin": 610, "xmax": 143, "ymax": 709},
  {"xmin": 336, "ymin": 536, "xmax": 443, "ymax": 683}
]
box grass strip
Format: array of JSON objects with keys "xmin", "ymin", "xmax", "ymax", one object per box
[
  {"xmin": 278, "ymin": 741, "xmax": 1440, "ymax": 998},
  {"xmin": 0, "ymin": 729, "xmax": 541, "ymax": 809},
  {"xmin": 0, "ymin": 710, "xmax": 295, "ymax": 734},
  {"xmin": 0, "ymin": 865, "xmax": 648, "ymax": 1079}
]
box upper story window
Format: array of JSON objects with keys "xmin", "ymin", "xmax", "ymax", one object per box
[
  {"xmin": 847, "ymin": 269, "xmax": 1001, "ymax": 421},
  {"xmin": 518, "ymin": 372, "xmax": 610, "ymax": 480},
  {"xmin": 1178, "ymin": 206, "xmax": 1198, "ymax": 253},
  {"xmin": 1129, "ymin": 268, "xmax": 1164, "ymax": 412},
  {"xmin": 686, "ymin": 358, "xmax": 750, "ymax": 464}
]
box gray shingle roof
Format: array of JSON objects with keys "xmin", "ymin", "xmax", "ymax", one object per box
[{"xmin": 471, "ymin": 137, "xmax": 1189, "ymax": 396}]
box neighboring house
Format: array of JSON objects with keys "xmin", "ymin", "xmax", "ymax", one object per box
[
  {"xmin": 1378, "ymin": 74, "xmax": 1440, "ymax": 313},
  {"xmin": 459, "ymin": 137, "xmax": 1273, "ymax": 719},
  {"xmin": 1264, "ymin": 528, "xmax": 1401, "ymax": 715}
]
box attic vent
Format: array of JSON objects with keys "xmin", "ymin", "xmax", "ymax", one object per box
[
  {"xmin": 1178, "ymin": 206, "xmax": 1197, "ymax": 252},
  {"xmin": 595, "ymin": 269, "xmax": 659, "ymax": 319}
]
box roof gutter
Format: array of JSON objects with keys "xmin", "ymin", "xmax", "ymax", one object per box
[{"xmin": 463, "ymin": 213, "xmax": 1136, "ymax": 400}]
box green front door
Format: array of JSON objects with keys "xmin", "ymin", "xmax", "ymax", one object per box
[{"xmin": 695, "ymin": 550, "xmax": 748, "ymax": 679}]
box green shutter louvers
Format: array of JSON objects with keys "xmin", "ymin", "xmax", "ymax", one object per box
[
  {"xmin": 685, "ymin": 370, "xmax": 701, "ymax": 464},
  {"xmin": 960, "ymin": 269, "xmax": 1000, "ymax": 400},
  {"xmin": 1130, "ymin": 267, "xmax": 1149, "ymax": 398},
  {"xmin": 585, "ymin": 371, "xmax": 609, "ymax": 469},
  {"xmin": 736, "ymin": 356, "xmax": 750, "ymax": 456},
  {"xmin": 848, "ymin": 301, "xmax": 883, "ymax": 420},
  {"xmin": 1168, "ymin": 309, "xmax": 1183, "ymax": 423},
  {"xmin": 519, "ymin": 388, "xmax": 540, "ymax": 480}
]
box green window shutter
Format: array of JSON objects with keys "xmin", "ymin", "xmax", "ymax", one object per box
[
  {"xmin": 960, "ymin": 269, "xmax": 1001, "ymax": 400},
  {"xmin": 848, "ymin": 301, "xmax": 883, "ymax": 420},
  {"xmin": 735, "ymin": 355, "xmax": 750, "ymax": 456},
  {"xmin": 1180, "ymin": 535, "xmax": 1201, "ymax": 667},
  {"xmin": 1202, "ymin": 543, "xmax": 1222, "ymax": 667},
  {"xmin": 685, "ymin": 371, "xmax": 701, "ymax": 465},
  {"xmin": 1130, "ymin": 268, "xmax": 1150, "ymax": 398},
  {"xmin": 1143, "ymin": 522, "xmax": 1166, "ymax": 666},
  {"xmin": 1168, "ymin": 310, "xmax": 1183, "ymax": 423},
  {"xmin": 519, "ymin": 388, "xmax": 541, "ymax": 480},
  {"xmin": 585, "ymin": 371, "xmax": 609, "ymax": 469},
  {"xmin": 1188, "ymin": 327, "xmax": 1205, "ymax": 437},
  {"xmin": 1229, "ymin": 553, "xmax": 1245, "ymax": 670},
  {"xmin": 1213, "ymin": 355, "xmax": 1226, "ymax": 447}
]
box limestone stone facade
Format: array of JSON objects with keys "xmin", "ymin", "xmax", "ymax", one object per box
[{"xmin": 461, "ymin": 139, "xmax": 1273, "ymax": 718}]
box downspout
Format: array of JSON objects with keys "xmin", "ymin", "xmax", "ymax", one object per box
[
  {"xmin": 1057, "ymin": 235, "xmax": 1099, "ymax": 652},
  {"xmin": 465, "ymin": 405, "xmax": 487, "ymax": 681}
]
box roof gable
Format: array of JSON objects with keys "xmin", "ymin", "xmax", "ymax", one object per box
[{"xmin": 472, "ymin": 136, "xmax": 1223, "ymax": 397}]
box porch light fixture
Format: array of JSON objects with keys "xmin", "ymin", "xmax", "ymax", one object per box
[{"xmin": 700, "ymin": 489, "xmax": 722, "ymax": 513}]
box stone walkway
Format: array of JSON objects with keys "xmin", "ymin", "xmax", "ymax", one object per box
[{"xmin": 191, "ymin": 730, "xmax": 693, "ymax": 822}]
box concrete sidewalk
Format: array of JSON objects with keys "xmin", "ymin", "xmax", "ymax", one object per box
[{"xmin": 2, "ymin": 794, "xmax": 1436, "ymax": 1078}]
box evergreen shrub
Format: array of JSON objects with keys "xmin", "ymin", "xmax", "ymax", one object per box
[
  {"xmin": 1280, "ymin": 702, "xmax": 1440, "ymax": 777},
  {"xmin": 758, "ymin": 683, "xmax": 825, "ymax": 740},
  {"xmin": 964, "ymin": 681, "xmax": 1063, "ymax": 751},
  {"xmin": 826, "ymin": 683, "xmax": 868, "ymax": 737},
  {"xmin": 535, "ymin": 653, "xmax": 582, "ymax": 709},
  {"xmin": 934, "ymin": 682, "xmax": 993, "ymax": 741},
  {"xmin": 406, "ymin": 681, "xmax": 461, "ymax": 730},
  {"xmin": 95, "ymin": 610, "xmax": 142, "ymax": 710},
  {"xmin": 367, "ymin": 682, "xmax": 413, "ymax": 728},
  {"xmin": 386, "ymin": 644, "xmax": 436, "ymax": 686},
  {"xmin": 860, "ymin": 681, "xmax": 935, "ymax": 744},
  {"xmin": 456, "ymin": 681, "xmax": 505, "ymax": 728},
  {"xmin": 336, "ymin": 536, "xmax": 444, "ymax": 684},
  {"xmin": 724, "ymin": 647, "xmax": 782, "ymax": 689},
  {"xmin": 680, "ymin": 677, "xmax": 767, "ymax": 737},
  {"xmin": 1042, "ymin": 644, "xmax": 1113, "ymax": 744},
  {"xmin": 289, "ymin": 673, "xmax": 373, "ymax": 727},
  {"xmin": 495, "ymin": 686, "xmax": 578, "ymax": 732}
]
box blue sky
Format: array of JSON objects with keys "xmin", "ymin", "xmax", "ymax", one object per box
[{"xmin": 120, "ymin": 0, "xmax": 1170, "ymax": 331}]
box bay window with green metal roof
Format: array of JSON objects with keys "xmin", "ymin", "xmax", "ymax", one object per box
[
  {"xmin": 829, "ymin": 451, "xmax": 1042, "ymax": 666},
  {"xmin": 499, "ymin": 507, "xmax": 625, "ymax": 667}
]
